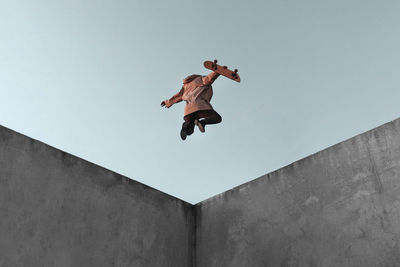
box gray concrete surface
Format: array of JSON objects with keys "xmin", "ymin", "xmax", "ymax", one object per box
[
  {"xmin": 196, "ymin": 118, "xmax": 400, "ymax": 267},
  {"xmin": 2, "ymin": 117, "xmax": 400, "ymax": 267},
  {"xmin": 0, "ymin": 125, "xmax": 194, "ymax": 267}
]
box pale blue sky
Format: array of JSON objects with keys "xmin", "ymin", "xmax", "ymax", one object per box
[{"xmin": 1, "ymin": 0, "xmax": 400, "ymax": 203}]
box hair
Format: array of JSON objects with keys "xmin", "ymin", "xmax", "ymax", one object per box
[{"xmin": 183, "ymin": 74, "xmax": 201, "ymax": 84}]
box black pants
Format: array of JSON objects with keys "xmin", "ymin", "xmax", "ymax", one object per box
[{"xmin": 183, "ymin": 110, "xmax": 222, "ymax": 135}]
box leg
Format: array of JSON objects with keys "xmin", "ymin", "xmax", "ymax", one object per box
[
  {"xmin": 184, "ymin": 114, "xmax": 195, "ymax": 135},
  {"xmin": 195, "ymin": 110, "xmax": 222, "ymax": 125},
  {"xmin": 192, "ymin": 110, "xmax": 222, "ymax": 133},
  {"xmin": 181, "ymin": 114, "xmax": 195, "ymax": 140}
]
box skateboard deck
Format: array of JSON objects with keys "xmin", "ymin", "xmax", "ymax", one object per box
[{"xmin": 203, "ymin": 60, "xmax": 240, "ymax": 83}]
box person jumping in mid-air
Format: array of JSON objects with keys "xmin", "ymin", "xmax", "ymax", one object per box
[{"xmin": 161, "ymin": 71, "xmax": 222, "ymax": 140}]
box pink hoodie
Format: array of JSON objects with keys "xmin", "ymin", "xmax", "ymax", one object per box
[{"xmin": 165, "ymin": 72, "xmax": 220, "ymax": 116}]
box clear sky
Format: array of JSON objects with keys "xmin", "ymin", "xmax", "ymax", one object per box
[{"xmin": 1, "ymin": 0, "xmax": 400, "ymax": 203}]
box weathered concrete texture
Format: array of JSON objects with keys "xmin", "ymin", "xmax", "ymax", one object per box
[
  {"xmin": 196, "ymin": 118, "xmax": 400, "ymax": 267},
  {"xmin": 3, "ymin": 117, "xmax": 400, "ymax": 267},
  {"xmin": 0, "ymin": 125, "xmax": 194, "ymax": 267}
]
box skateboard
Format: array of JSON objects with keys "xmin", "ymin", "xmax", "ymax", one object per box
[{"xmin": 203, "ymin": 60, "xmax": 240, "ymax": 83}]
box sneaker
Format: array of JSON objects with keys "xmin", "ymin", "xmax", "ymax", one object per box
[
  {"xmin": 180, "ymin": 123, "xmax": 188, "ymax": 140},
  {"xmin": 195, "ymin": 120, "xmax": 205, "ymax": 133}
]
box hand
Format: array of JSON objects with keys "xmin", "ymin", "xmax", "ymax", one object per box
[{"xmin": 161, "ymin": 100, "xmax": 171, "ymax": 108}]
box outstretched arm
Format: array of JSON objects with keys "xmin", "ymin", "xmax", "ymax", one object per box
[
  {"xmin": 202, "ymin": 71, "xmax": 220, "ymax": 86},
  {"xmin": 161, "ymin": 87, "xmax": 184, "ymax": 108}
]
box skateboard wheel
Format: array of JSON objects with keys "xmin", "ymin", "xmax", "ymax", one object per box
[
  {"xmin": 212, "ymin": 60, "xmax": 218, "ymax": 70},
  {"xmin": 223, "ymin": 66, "xmax": 228, "ymax": 69},
  {"xmin": 232, "ymin": 69, "xmax": 238, "ymax": 77}
]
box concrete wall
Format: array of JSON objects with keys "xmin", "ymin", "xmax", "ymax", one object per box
[
  {"xmin": 3, "ymin": 117, "xmax": 400, "ymax": 267},
  {"xmin": 196, "ymin": 118, "xmax": 400, "ymax": 267},
  {"xmin": 0, "ymin": 125, "xmax": 194, "ymax": 267}
]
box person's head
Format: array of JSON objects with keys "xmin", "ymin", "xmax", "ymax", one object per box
[{"xmin": 183, "ymin": 74, "xmax": 201, "ymax": 84}]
